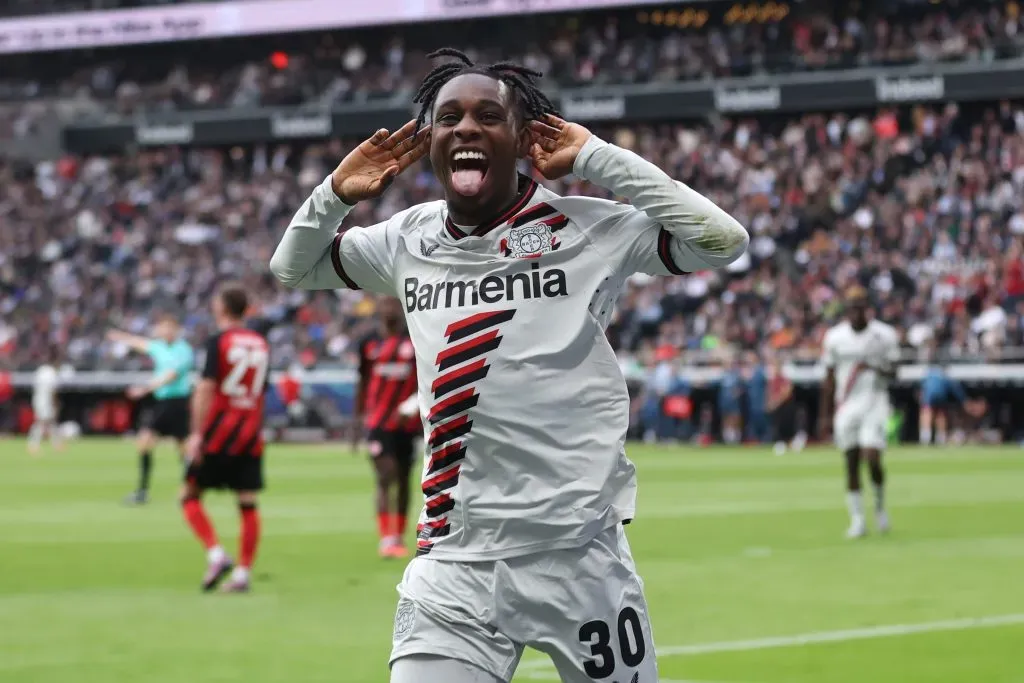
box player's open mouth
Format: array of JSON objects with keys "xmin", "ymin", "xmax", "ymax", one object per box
[{"xmin": 450, "ymin": 149, "xmax": 489, "ymax": 197}]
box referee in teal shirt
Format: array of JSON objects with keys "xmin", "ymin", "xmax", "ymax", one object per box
[{"xmin": 108, "ymin": 314, "xmax": 195, "ymax": 505}]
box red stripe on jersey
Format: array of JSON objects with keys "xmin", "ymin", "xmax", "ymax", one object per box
[
  {"xmin": 431, "ymin": 359, "xmax": 486, "ymax": 393},
  {"xmin": 428, "ymin": 441, "xmax": 467, "ymax": 470},
  {"xmin": 364, "ymin": 336, "xmax": 414, "ymax": 431},
  {"xmin": 435, "ymin": 330, "xmax": 500, "ymax": 367},
  {"xmin": 838, "ymin": 362, "xmax": 866, "ymax": 408},
  {"xmin": 206, "ymin": 410, "xmax": 243, "ymax": 454},
  {"xmin": 422, "ymin": 464, "xmax": 461, "ymax": 492},
  {"xmin": 445, "ymin": 311, "xmax": 508, "ymax": 339},
  {"xmin": 425, "ymin": 493, "xmax": 452, "ymax": 510},
  {"xmin": 427, "ymin": 414, "xmax": 471, "ymax": 448},
  {"xmin": 382, "ymin": 369, "xmax": 419, "ymax": 432},
  {"xmin": 228, "ymin": 409, "xmax": 264, "ymax": 457},
  {"xmin": 428, "ymin": 388, "xmax": 476, "ymax": 422}
]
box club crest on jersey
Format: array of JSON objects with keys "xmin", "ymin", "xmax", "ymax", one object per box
[
  {"xmin": 420, "ymin": 239, "xmax": 439, "ymax": 257},
  {"xmin": 500, "ymin": 223, "xmax": 560, "ymax": 259},
  {"xmin": 399, "ymin": 340, "xmax": 414, "ymax": 359}
]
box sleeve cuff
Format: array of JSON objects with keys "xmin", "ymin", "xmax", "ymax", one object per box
[
  {"xmin": 572, "ymin": 135, "xmax": 609, "ymax": 180},
  {"xmin": 316, "ymin": 174, "xmax": 356, "ymax": 215}
]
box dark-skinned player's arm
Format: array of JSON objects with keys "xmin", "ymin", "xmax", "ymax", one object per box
[
  {"xmin": 352, "ymin": 339, "xmax": 372, "ymax": 453},
  {"xmin": 818, "ymin": 332, "xmax": 837, "ymax": 441},
  {"xmin": 529, "ymin": 115, "xmax": 748, "ymax": 271},
  {"xmin": 185, "ymin": 336, "xmax": 221, "ymax": 464},
  {"xmin": 269, "ymin": 121, "xmax": 430, "ymax": 292}
]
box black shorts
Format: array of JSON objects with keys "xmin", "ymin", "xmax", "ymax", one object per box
[
  {"xmin": 186, "ymin": 453, "xmax": 264, "ymax": 492},
  {"xmin": 771, "ymin": 400, "xmax": 798, "ymax": 442},
  {"xmin": 367, "ymin": 428, "xmax": 418, "ymax": 469},
  {"xmin": 141, "ymin": 397, "xmax": 191, "ymax": 440}
]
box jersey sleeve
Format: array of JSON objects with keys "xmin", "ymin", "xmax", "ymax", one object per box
[
  {"xmin": 572, "ymin": 136, "xmax": 748, "ymax": 278},
  {"xmin": 201, "ymin": 335, "xmax": 221, "ymax": 381},
  {"xmin": 334, "ymin": 220, "xmax": 401, "ymax": 294},
  {"xmin": 582, "ymin": 203, "xmax": 697, "ymax": 277},
  {"xmin": 270, "ymin": 174, "xmax": 400, "ymax": 295}
]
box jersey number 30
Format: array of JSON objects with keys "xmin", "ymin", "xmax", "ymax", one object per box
[
  {"xmin": 579, "ymin": 607, "xmax": 647, "ymax": 678},
  {"xmin": 222, "ymin": 346, "xmax": 269, "ymax": 399}
]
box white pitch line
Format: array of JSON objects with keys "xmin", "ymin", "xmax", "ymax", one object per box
[{"xmin": 518, "ymin": 613, "xmax": 1024, "ymax": 673}]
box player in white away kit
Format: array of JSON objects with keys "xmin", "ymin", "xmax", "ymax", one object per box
[
  {"xmin": 271, "ymin": 48, "xmax": 748, "ymax": 683},
  {"xmin": 29, "ymin": 349, "xmax": 64, "ymax": 454},
  {"xmin": 820, "ymin": 287, "xmax": 901, "ymax": 539}
]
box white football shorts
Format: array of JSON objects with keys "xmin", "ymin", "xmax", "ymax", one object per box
[
  {"xmin": 834, "ymin": 397, "xmax": 890, "ymax": 452},
  {"xmin": 389, "ymin": 524, "xmax": 658, "ymax": 683},
  {"xmin": 32, "ymin": 401, "xmax": 56, "ymax": 423}
]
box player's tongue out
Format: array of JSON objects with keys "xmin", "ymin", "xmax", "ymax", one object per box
[{"xmin": 452, "ymin": 169, "xmax": 485, "ymax": 196}]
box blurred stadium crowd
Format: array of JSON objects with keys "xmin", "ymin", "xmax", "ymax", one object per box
[
  {"xmin": 0, "ymin": 0, "xmax": 1023, "ymax": 400},
  {"xmin": 3, "ymin": 100, "xmax": 1024, "ymax": 376},
  {"xmin": 2, "ymin": 0, "xmax": 1022, "ymax": 115}
]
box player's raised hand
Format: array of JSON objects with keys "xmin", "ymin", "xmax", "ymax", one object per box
[
  {"xmin": 527, "ymin": 114, "xmax": 592, "ymax": 181},
  {"xmin": 331, "ymin": 121, "xmax": 431, "ymax": 204}
]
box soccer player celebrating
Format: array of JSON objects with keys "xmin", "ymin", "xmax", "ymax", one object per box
[
  {"xmin": 820, "ymin": 286, "xmax": 901, "ymax": 539},
  {"xmin": 108, "ymin": 314, "xmax": 194, "ymax": 505},
  {"xmin": 271, "ymin": 48, "xmax": 747, "ymax": 683},
  {"xmin": 356, "ymin": 296, "xmax": 420, "ymax": 559},
  {"xmin": 28, "ymin": 348, "xmax": 64, "ymax": 455},
  {"xmin": 181, "ymin": 284, "xmax": 270, "ymax": 593}
]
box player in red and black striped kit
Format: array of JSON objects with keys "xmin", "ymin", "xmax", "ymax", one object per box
[
  {"xmin": 181, "ymin": 284, "xmax": 270, "ymax": 593},
  {"xmin": 356, "ymin": 296, "xmax": 420, "ymax": 558}
]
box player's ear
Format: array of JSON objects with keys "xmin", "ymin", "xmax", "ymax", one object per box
[{"xmin": 516, "ymin": 117, "xmax": 531, "ymax": 158}]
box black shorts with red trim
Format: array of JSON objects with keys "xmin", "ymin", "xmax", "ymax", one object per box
[
  {"xmin": 367, "ymin": 428, "xmax": 418, "ymax": 469},
  {"xmin": 185, "ymin": 453, "xmax": 264, "ymax": 492}
]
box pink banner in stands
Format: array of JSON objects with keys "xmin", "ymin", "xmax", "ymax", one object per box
[{"xmin": 0, "ymin": 0, "xmax": 675, "ymax": 55}]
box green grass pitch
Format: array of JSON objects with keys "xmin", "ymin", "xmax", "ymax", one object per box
[{"xmin": 1, "ymin": 439, "xmax": 1021, "ymax": 683}]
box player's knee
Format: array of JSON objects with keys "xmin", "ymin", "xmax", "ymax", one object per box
[
  {"xmin": 389, "ymin": 654, "xmax": 504, "ymax": 683},
  {"xmin": 237, "ymin": 493, "xmax": 258, "ymax": 509}
]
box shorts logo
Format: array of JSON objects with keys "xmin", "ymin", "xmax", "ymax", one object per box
[
  {"xmin": 500, "ymin": 223, "xmax": 560, "ymax": 259},
  {"xmin": 393, "ymin": 600, "xmax": 416, "ymax": 640},
  {"xmin": 368, "ymin": 440, "xmax": 383, "ymax": 457}
]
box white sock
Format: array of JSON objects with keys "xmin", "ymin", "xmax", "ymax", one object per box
[
  {"xmin": 846, "ymin": 491, "xmax": 864, "ymax": 521},
  {"xmin": 936, "ymin": 429, "xmax": 947, "ymax": 445},
  {"xmin": 28, "ymin": 423, "xmax": 43, "ymax": 447},
  {"xmin": 792, "ymin": 432, "xmax": 807, "ymax": 452},
  {"xmin": 920, "ymin": 427, "xmax": 931, "ymax": 445},
  {"xmin": 232, "ymin": 566, "xmax": 250, "ymax": 582},
  {"xmin": 208, "ymin": 545, "xmax": 226, "ymax": 564}
]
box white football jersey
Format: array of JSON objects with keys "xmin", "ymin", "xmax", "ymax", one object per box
[
  {"xmin": 272, "ymin": 135, "xmax": 747, "ymax": 561},
  {"xmin": 32, "ymin": 364, "xmax": 59, "ymax": 412},
  {"xmin": 821, "ymin": 319, "xmax": 901, "ymax": 412}
]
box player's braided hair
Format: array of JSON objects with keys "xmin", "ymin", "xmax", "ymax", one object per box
[{"xmin": 413, "ymin": 48, "xmax": 560, "ymax": 132}]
